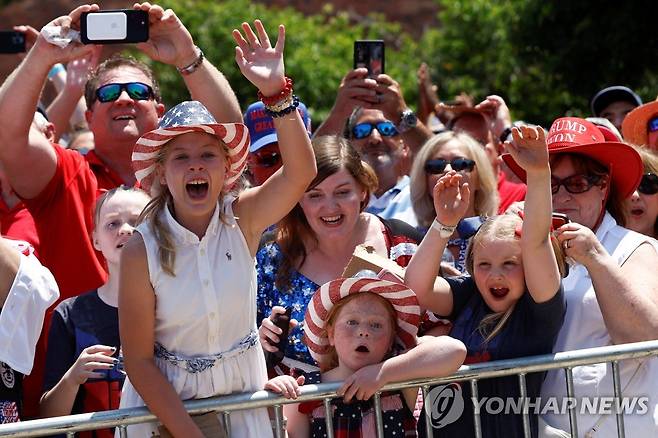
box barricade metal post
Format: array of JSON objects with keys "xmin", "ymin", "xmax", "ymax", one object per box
[
  {"xmin": 118, "ymin": 424, "xmax": 128, "ymax": 438},
  {"xmin": 273, "ymin": 405, "xmax": 285, "ymax": 438},
  {"xmin": 222, "ymin": 411, "xmax": 231, "ymax": 437},
  {"xmin": 611, "ymin": 361, "xmax": 626, "ymax": 438},
  {"xmin": 470, "ymin": 379, "xmax": 483, "ymax": 438},
  {"xmin": 66, "ymin": 432, "xmax": 74, "ymax": 437},
  {"xmin": 373, "ymin": 392, "xmax": 384, "ymax": 436},
  {"xmin": 565, "ymin": 367, "xmax": 579, "ymax": 438},
  {"xmin": 518, "ymin": 373, "xmax": 531, "ymax": 438},
  {"xmin": 323, "ymin": 397, "xmax": 334, "ymax": 438},
  {"xmin": 422, "ymin": 385, "xmax": 433, "ymax": 438}
]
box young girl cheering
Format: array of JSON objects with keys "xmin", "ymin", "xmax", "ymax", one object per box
[
  {"xmin": 118, "ymin": 20, "xmax": 316, "ymax": 437},
  {"xmin": 265, "ymin": 275, "xmax": 466, "ymax": 437},
  {"xmin": 40, "ymin": 187, "xmax": 150, "ymax": 437},
  {"xmin": 405, "ymin": 126, "xmax": 566, "ymax": 438}
]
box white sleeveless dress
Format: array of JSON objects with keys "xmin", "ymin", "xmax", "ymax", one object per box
[{"xmin": 118, "ymin": 197, "xmax": 272, "ymax": 437}]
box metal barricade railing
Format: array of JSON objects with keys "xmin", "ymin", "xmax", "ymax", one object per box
[{"xmin": 1, "ymin": 340, "xmax": 657, "ymax": 437}]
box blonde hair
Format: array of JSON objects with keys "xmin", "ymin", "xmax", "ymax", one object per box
[
  {"xmin": 321, "ymin": 292, "xmax": 397, "ymax": 372},
  {"xmin": 464, "ymin": 215, "xmax": 567, "ymax": 343},
  {"xmin": 137, "ymin": 133, "xmax": 230, "ymax": 276},
  {"xmin": 410, "ymin": 131, "xmax": 499, "ymax": 229}
]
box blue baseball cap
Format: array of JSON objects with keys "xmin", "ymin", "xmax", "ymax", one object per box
[{"xmin": 243, "ymin": 101, "xmax": 312, "ymax": 153}]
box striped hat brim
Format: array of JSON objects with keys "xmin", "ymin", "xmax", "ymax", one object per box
[
  {"xmin": 302, "ymin": 277, "xmax": 421, "ymax": 368},
  {"xmin": 132, "ymin": 123, "xmax": 249, "ymax": 194}
]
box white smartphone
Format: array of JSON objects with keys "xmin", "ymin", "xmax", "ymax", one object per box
[{"xmin": 81, "ymin": 10, "xmax": 148, "ymax": 45}]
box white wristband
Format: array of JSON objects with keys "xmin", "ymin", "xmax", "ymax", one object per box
[{"xmin": 431, "ymin": 219, "xmax": 457, "ymax": 238}]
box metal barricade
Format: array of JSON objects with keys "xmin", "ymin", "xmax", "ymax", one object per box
[{"xmin": 1, "ymin": 340, "xmax": 657, "ymax": 437}]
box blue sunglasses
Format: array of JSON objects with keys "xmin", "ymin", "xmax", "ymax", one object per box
[
  {"xmin": 95, "ymin": 82, "xmax": 154, "ymax": 103},
  {"xmin": 352, "ymin": 121, "xmax": 398, "ymax": 139}
]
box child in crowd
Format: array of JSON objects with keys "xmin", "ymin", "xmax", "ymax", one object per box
[
  {"xmin": 118, "ymin": 20, "xmax": 316, "ymax": 437},
  {"xmin": 39, "ymin": 187, "xmax": 149, "ymax": 437},
  {"xmin": 405, "ymin": 126, "xmax": 566, "ymax": 437},
  {"xmin": 265, "ymin": 275, "xmax": 466, "ymax": 437}
]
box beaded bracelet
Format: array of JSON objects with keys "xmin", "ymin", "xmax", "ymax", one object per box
[
  {"xmin": 264, "ymin": 95, "xmax": 300, "ymax": 118},
  {"xmin": 258, "ymin": 77, "xmax": 294, "ymax": 106},
  {"xmin": 266, "ymin": 93, "xmax": 294, "ymax": 112},
  {"xmin": 177, "ymin": 47, "xmax": 204, "ymax": 76}
]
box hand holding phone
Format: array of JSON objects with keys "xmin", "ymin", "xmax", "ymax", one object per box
[
  {"xmin": 80, "ymin": 10, "xmax": 149, "ymax": 45},
  {"xmin": 354, "ymin": 40, "xmax": 385, "ymax": 78},
  {"xmin": 264, "ymin": 307, "xmax": 292, "ymax": 368}
]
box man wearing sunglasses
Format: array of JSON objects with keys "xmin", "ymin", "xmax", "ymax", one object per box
[{"xmin": 243, "ymin": 100, "xmax": 312, "ymax": 186}]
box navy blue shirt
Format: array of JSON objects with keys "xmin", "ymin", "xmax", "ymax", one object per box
[{"xmin": 420, "ymin": 275, "xmax": 565, "ymax": 438}]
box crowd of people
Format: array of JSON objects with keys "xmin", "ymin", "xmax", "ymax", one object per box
[{"xmin": 0, "ymin": 3, "xmax": 657, "ymax": 438}]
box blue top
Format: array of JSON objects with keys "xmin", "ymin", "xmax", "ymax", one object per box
[{"xmin": 420, "ymin": 275, "xmax": 565, "ymax": 438}]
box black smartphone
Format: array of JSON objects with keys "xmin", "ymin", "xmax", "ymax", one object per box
[
  {"xmin": 551, "ymin": 212, "xmax": 570, "ymax": 229},
  {"xmin": 264, "ymin": 307, "xmax": 292, "ymax": 369},
  {"xmin": 354, "ymin": 40, "xmax": 385, "ymax": 77},
  {"xmin": 0, "ymin": 31, "xmax": 26, "ymax": 54},
  {"xmin": 80, "ymin": 10, "xmax": 149, "ymax": 45}
]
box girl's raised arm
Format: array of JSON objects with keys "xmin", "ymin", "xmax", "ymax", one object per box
[
  {"xmin": 232, "ymin": 20, "xmax": 316, "ymax": 253},
  {"xmin": 404, "ymin": 172, "xmax": 470, "ymax": 316},
  {"xmin": 505, "ymin": 126, "xmax": 561, "ymax": 302}
]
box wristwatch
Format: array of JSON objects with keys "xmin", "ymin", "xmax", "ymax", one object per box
[
  {"xmin": 397, "ymin": 109, "xmax": 418, "ymax": 133},
  {"xmin": 431, "ymin": 219, "xmax": 457, "ymax": 238}
]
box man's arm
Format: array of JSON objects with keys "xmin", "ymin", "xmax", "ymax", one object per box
[
  {"xmin": 0, "ymin": 6, "xmax": 98, "ymax": 199},
  {"xmin": 134, "ymin": 3, "xmax": 241, "ymax": 123},
  {"xmin": 0, "ymin": 239, "xmax": 21, "ymax": 308}
]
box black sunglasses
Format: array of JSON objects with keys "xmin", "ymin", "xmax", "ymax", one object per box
[
  {"xmin": 638, "ymin": 173, "xmax": 658, "ymax": 195},
  {"xmin": 649, "ymin": 117, "xmax": 658, "ymax": 133},
  {"xmin": 424, "ymin": 157, "xmax": 476, "ymax": 174},
  {"xmin": 95, "ymin": 82, "xmax": 154, "ymax": 103},
  {"xmin": 352, "ymin": 121, "xmax": 398, "ymax": 139},
  {"xmin": 551, "ymin": 174, "xmax": 602, "ymax": 195},
  {"xmin": 252, "ymin": 152, "xmax": 281, "ymax": 168}
]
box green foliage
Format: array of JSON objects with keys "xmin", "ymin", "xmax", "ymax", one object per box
[{"xmin": 128, "ymin": 0, "xmax": 423, "ymax": 124}]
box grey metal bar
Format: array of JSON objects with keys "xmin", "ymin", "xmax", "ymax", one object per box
[
  {"xmin": 323, "ymin": 397, "xmax": 334, "ymax": 438},
  {"xmin": 222, "ymin": 411, "xmax": 231, "ymax": 437},
  {"xmin": 1, "ymin": 341, "xmax": 657, "ymax": 437},
  {"xmin": 66, "ymin": 432, "xmax": 74, "ymax": 437},
  {"xmin": 471, "ymin": 379, "xmax": 483, "ymax": 438},
  {"xmin": 117, "ymin": 424, "xmax": 127, "ymax": 438},
  {"xmin": 422, "ymin": 385, "xmax": 433, "ymax": 438},
  {"xmin": 517, "ymin": 373, "xmax": 531, "ymax": 438},
  {"xmin": 564, "ymin": 367, "xmax": 579, "ymax": 438},
  {"xmin": 272, "ymin": 405, "xmax": 284, "ymax": 438},
  {"xmin": 373, "ymin": 392, "xmax": 384, "ymax": 437},
  {"xmin": 611, "ymin": 361, "xmax": 626, "ymax": 438}
]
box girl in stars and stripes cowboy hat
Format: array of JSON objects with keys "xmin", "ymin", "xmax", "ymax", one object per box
[{"xmin": 117, "ymin": 19, "xmax": 316, "ymax": 438}]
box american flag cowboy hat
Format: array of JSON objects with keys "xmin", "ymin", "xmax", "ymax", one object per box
[
  {"xmin": 303, "ymin": 277, "xmax": 421, "ymax": 368},
  {"xmin": 132, "ymin": 101, "xmax": 250, "ymax": 194}
]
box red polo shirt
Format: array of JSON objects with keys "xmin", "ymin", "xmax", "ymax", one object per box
[
  {"xmin": 497, "ymin": 170, "xmax": 527, "ymax": 214},
  {"xmin": 0, "ymin": 198, "xmax": 39, "ymax": 258}
]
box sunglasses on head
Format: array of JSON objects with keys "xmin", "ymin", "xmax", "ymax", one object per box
[
  {"xmin": 95, "ymin": 82, "xmax": 154, "ymax": 103},
  {"xmin": 252, "ymin": 151, "xmax": 281, "ymax": 168},
  {"xmin": 649, "ymin": 117, "xmax": 658, "ymax": 133},
  {"xmin": 638, "ymin": 173, "xmax": 658, "ymax": 195},
  {"xmin": 352, "ymin": 121, "xmax": 398, "ymax": 140},
  {"xmin": 424, "ymin": 157, "xmax": 476, "ymax": 174},
  {"xmin": 551, "ymin": 174, "xmax": 602, "ymax": 195}
]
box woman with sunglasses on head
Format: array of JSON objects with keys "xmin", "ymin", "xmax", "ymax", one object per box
[
  {"xmin": 410, "ymin": 131, "xmax": 499, "ymax": 273},
  {"xmin": 623, "ymin": 146, "xmax": 658, "ymax": 239},
  {"xmin": 501, "ymin": 117, "xmax": 658, "ymax": 438},
  {"xmin": 257, "ymin": 135, "xmax": 422, "ymax": 376}
]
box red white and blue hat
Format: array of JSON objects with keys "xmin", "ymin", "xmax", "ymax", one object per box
[
  {"xmin": 132, "ymin": 101, "xmax": 250, "ymax": 194},
  {"xmin": 303, "ymin": 276, "xmax": 421, "ymax": 368}
]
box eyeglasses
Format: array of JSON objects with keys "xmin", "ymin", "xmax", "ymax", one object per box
[
  {"xmin": 551, "ymin": 174, "xmax": 602, "ymax": 195},
  {"xmin": 95, "ymin": 82, "xmax": 154, "ymax": 103},
  {"xmin": 424, "ymin": 157, "xmax": 476, "ymax": 174},
  {"xmin": 251, "ymin": 151, "xmax": 281, "ymax": 168},
  {"xmin": 649, "ymin": 117, "xmax": 658, "ymax": 133},
  {"xmin": 638, "ymin": 173, "xmax": 658, "ymax": 195},
  {"xmin": 352, "ymin": 121, "xmax": 398, "ymax": 139}
]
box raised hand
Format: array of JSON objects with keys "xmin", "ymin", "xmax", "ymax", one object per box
[
  {"xmin": 64, "ymin": 345, "xmax": 118, "ymax": 385},
  {"xmin": 433, "ymin": 171, "xmax": 471, "ymax": 227},
  {"xmin": 232, "ymin": 20, "xmax": 286, "ymax": 96},
  {"xmin": 505, "ymin": 125, "xmax": 549, "ymax": 173},
  {"xmin": 65, "ymin": 45, "xmax": 101, "ymax": 92},
  {"xmin": 133, "ymin": 3, "xmax": 197, "ymax": 68},
  {"xmin": 475, "ymin": 95, "xmax": 512, "ymax": 140}
]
